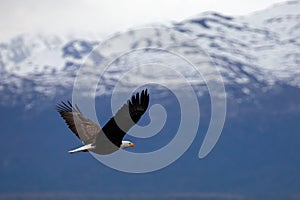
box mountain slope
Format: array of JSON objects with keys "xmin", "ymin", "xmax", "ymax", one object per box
[
  {"xmin": 0, "ymin": 0, "xmax": 299, "ymax": 106},
  {"xmin": 0, "ymin": 1, "xmax": 300, "ymax": 199}
]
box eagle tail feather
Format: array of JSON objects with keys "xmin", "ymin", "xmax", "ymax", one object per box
[{"xmin": 68, "ymin": 143, "xmax": 95, "ymax": 154}]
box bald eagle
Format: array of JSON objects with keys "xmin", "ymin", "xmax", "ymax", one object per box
[{"xmin": 56, "ymin": 89, "xmax": 149, "ymax": 155}]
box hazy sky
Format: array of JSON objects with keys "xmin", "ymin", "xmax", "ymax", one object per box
[{"xmin": 0, "ymin": 0, "xmax": 285, "ymax": 41}]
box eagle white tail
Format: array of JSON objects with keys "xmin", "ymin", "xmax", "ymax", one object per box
[{"xmin": 68, "ymin": 143, "xmax": 95, "ymax": 154}]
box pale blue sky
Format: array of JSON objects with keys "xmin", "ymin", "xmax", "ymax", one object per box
[{"xmin": 0, "ymin": 0, "xmax": 285, "ymax": 41}]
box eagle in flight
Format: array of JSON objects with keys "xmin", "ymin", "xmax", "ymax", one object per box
[{"xmin": 56, "ymin": 89, "xmax": 149, "ymax": 155}]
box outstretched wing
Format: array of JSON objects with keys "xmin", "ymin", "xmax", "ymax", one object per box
[
  {"xmin": 56, "ymin": 101, "xmax": 100, "ymax": 144},
  {"xmin": 99, "ymin": 89, "xmax": 150, "ymax": 147}
]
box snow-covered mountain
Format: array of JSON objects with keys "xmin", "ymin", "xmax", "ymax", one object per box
[
  {"xmin": 0, "ymin": 0, "xmax": 299, "ymax": 106},
  {"xmin": 1, "ymin": 2, "xmax": 300, "ymax": 197}
]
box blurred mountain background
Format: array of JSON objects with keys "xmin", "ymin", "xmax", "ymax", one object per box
[{"xmin": 0, "ymin": 0, "xmax": 300, "ymax": 199}]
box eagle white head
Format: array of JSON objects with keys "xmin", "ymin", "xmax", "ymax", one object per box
[{"xmin": 120, "ymin": 141, "xmax": 135, "ymax": 149}]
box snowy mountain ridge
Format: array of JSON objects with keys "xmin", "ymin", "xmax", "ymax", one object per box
[{"xmin": 0, "ymin": 0, "xmax": 299, "ymax": 106}]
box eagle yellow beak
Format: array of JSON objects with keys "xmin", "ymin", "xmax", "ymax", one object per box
[{"xmin": 129, "ymin": 143, "xmax": 135, "ymax": 147}]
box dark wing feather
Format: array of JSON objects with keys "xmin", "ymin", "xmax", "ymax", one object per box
[
  {"xmin": 99, "ymin": 89, "xmax": 150, "ymax": 147},
  {"xmin": 56, "ymin": 101, "xmax": 100, "ymax": 144}
]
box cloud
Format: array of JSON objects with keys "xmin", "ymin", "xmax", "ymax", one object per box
[{"xmin": 0, "ymin": 0, "xmax": 285, "ymax": 41}]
